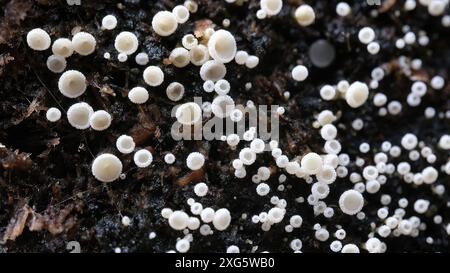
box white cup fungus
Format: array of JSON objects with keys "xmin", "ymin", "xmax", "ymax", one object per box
[
  {"xmin": 194, "ymin": 182, "xmax": 208, "ymax": 197},
  {"xmin": 169, "ymin": 47, "xmax": 190, "ymax": 68},
  {"xmin": 339, "ymin": 189, "xmax": 364, "ymax": 215},
  {"xmin": 345, "ymin": 81, "xmax": 369, "ymax": 108},
  {"xmin": 52, "ymin": 38, "xmax": 74, "ymax": 57},
  {"xmin": 143, "ymin": 66, "xmax": 164, "ymax": 86},
  {"xmin": 102, "ymin": 15, "xmax": 118, "ymax": 30},
  {"xmin": 169, "ymin": 210, "xmax": 189, "ymax": 230},
  {"xmin": 211, "ymin": 95, "xmax": 235, "ymax": 118},
  {"xmin": 200, "ymin": 60, "xmax": 227, "ymax": 82},
  {"xmin": 27, "ymin": 28, "xmax": 51, "ymax": 51},
  {"xmin": 201, "ymin": 207, "xmax": 215, "ymax": 223},
  {"xmin": 186, "ymin": 152, "xmax": 205, "ymax": 170},
  {"xmin": 291, "ymin": 65, "xmax": 309, "ymax": 81},
  {"xmin": 175, "ymin": 102, "xmax": 202, "ymax": 125},
  {"xmin": 114, "ymin": 31, "xmax": 139, "ymax": 55},
  {"xmin": 46, "ymin": 55, "xmax": 67, "ymax": 73},
  {"xmin": 295, "ymin": 5, "xmax": 316, "ymax": 26},
  {"xmin": 46, "ymin": 107, "xmax": 61, "ymax": 122},
  {"xmin": 182, "ymin": 34, "xmax": 198, "ymax": 49},
  {"xmin": 172, "ymin": 5, "xmax": 190, "ymax": 24},
  {"xmin": 260, "ymin": 0, "xmax": 283, "ymax": 16},
  {"xmin": 301, "ymin": 152, "xmax": 323, "ymax": 175},
  {"xmin": 58, "ymin": 70, "xmax": 87, "ymax": 98},
  {"xmin": 72, "ymin": 32, "xmax": 96, "ymax": 56},
  {"xmin": 91, "ymin": 153, "xmax": 123, "ymax": 182},
  {"xmin": 89, "ymin": 110, "xmax": 112, "ymax": 131},
  {"xmin": 116, "ymin": 135, "xmax": 136, "ymax": 154},
  {"xmin": 166, "ymin": 82, "xmax": 185, "ymax": 102},
  {"xmin": 213, "ymin": 208, "xmax": 231, "ymax": 231},
  {"xmin": 152, "ymin": 11, "xmax": 178, "ymax": 37},
  {"xmin": 189, "ymin": 45, "xmax": 210, "ymax": 66},
  {"xmin": 128, "ymin": 87, "xmax": 149, "ymax": 104},
  {"xmin": 67, "ymin": 102, "xmax": 93, "ymax": 129},
  {"xmin": 207, "ymin": 29, "xmax": 237, "ymax": 63},
  {"xmin": 133, "ymin": 149, "xmax": 153, "ymax": 168}
]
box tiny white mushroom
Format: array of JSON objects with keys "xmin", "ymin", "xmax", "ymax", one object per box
[
  {"xmin": 152, "ymin": 11, "xmax": 178, "ymax": 37},
  {"xmin": 91, "ymin": 153, "xmax": 123, "ymax": 182},
  {"xmin": 27, "ymin": 28, "xmax": 51, "ymax": 51},
  {"xmin": 72, "ymin": 32, "xmax": 96, "ymax": 56},
  {"xmin": 67, "ymin": 102, "xmax": 93, "ymax": 129},
  {"xmin": 89, "ymin": 110, "xmax": 112, "ymax": 131}
]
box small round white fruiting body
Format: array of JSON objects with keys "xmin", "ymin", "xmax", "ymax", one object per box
[
  {"xmin": 245, "ymin": 56, "xmax": 259, "ymax": 69},
  {"xmin": 46, "ymin": 107, "xmax": 61, "ymax": 122},
  {"xmin": 89, "ymin": 110, "xmax": 112, "ymax": 131},
  {"xmin": 339, "ymin": 190, "xmax": 364, "ymax": 215},
  {"xmin": 301, "ymin": 152, "xmax": 323, "ymax": 175},
  {"xmin": 260, "ymin": 0, "xmax": 283, "ymax": 16},
  {"xmin": 128, "ymin": 87, "xmax": 149, "ymax": 104},
  {"xmin": 345, "ymin": 81, "xmax": 369, "ymax": 108},
  {"xmin": 294, "ymin": 5, "xmax": 316, "ymax": 26},
  {"xmin": 91, "ymin": 153, "xmax": 123, "ymax": 182},
  {"xmin": 67, "ymin": 102, "xmax": 93, "ymax": 129},
  {"xmin": 116, "ymin": 135, "xmax": 136, "ymax": 154},
  {"xmin": 176, "ymin": 238, "xmax": 190, "ymax": 253},
  {"xmin": 291, "ymin": 65, "xmax": 309, "ymax": 81},
  {"xmin": 135, "ymin": 53, "xmax": 149, "ymax": 66},
  {"xmin": 52, "ymin": 38, "xmax": 74, "ymax": 57},
  {"xmin": 114, "ymin": 31, "xmax": 139, "ymax": 55},
  {"xmin": 27, "ymin": 28, "xmax": 51, "ymax": 51},
  {"xmin": 58, "ymin": 70, "xmax": 87, "ymax": 98},
  {"xmin": 46, "ymin": 55, "xmax": 67, "ymax": 73},
  {"xmin": 190, "ymin": 45, "xmax": 209, "ymax": 66},
  {"xmin": 336, "ymin": 2, "xmax": 351, "ymax": 17},
  {"xmin": 211, "ymin": 95, "xmax": 235, "ymax": 118},
  {"xmin": 168, "ymin": 211, "xmax": 189, "ymax": 230},
  {"xmin": 152, "ymin": 11, "xmax": 178, "ymax": 37},
  {"xmin": 182, "ymin": 34, "xmax": 198, "ymax": 49},
  {"xmin": 186, "ymin": 152, "xmax": 205, "ymax": 170},
  {"xmin": 194, "ymin": 182, "xmax": 208, "ymax": 197},
  {"xmin": 72, "ymin": 32, "xmax": 96, "ymax": 56},
  {"xmin": 213, "ymin": 208, "xmax": 231, "ymax": 231},
  {"xmin": 214, "ymin": 79, "xmax": 231, "ymax": 95},
  {"xmin": 175, "ymin": 102, "xmax": 202, "ymax": 125},
  {"xmin": 133, "ymin": 149, "xmax": 153, "ymax": 168},
  {"xmin": 169, "ymin": 47, "xmax": 190, "ymax": 68},
  {"xmin": 172, "ymin": 5, "xmax": 190, "ymax": 24},
  {"xmin": 143, "ymin": 66, "xmax": 164, "ymax": 86},
  {"xmin": 358, "ymin": 27, "xmax": 376, "ymax": 44},
  {"xmin": 102, "ymin": 15, "xmax": 118, "ymax": 30},
  {"xmin": 166, "ymin": 82, "xmax": 185, "ymax": 102},
  {"xmin": 341, "ymin": 244, "xmax": 360, "ymax": 253},
  {"xmin": 164, "ymin": 153, "xmax": 176, "ymax": 164},
  {"xmin": 207, "ymin": 30, "xmax": 237, "ymax": 63}
]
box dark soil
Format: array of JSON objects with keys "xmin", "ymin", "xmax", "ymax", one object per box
[{"xmin": 0, "ymin": 0, "xmax": 449, "ymax": 253}]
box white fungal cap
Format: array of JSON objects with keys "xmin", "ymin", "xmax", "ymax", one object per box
[
  {"xmin": 201, "ymin": 207, "xmax": 215, "ymax": 223},
  {"xmin": 46, "ymin": 107, "xmax": 61, "ymax": 122},
  {"xmin": 102, "ymin": 15, "xmax": 118, "ymax": 30},
  {"xmin": 291, "ymin": 65, "xmax": 309, "ymax": 81},
  {"xmin": 118, "ymin": 53, "xmax": 128, "ymax": 62},
  {"xmin": 213, "ymin": 208, "xmax": 231, "ymax": 231},
  {"xmin": 176, "ymin": 238, "xmax": 190, "ymax": 253},
  {"xmin": 320, "ymin": 85, "xmax": 336, "ymax": 100},
  {"xmin": 339, "ymin": 190, "xmax": 364, "ymax": 215},
  {"xmin": 121, "ymin": 216, "xmax": 131, "ymax": 226},
  {"xmin": 114, "ymin": 31, "xmax": 139, "ymax": 55},
  {"xmin": 128, "ymin": 87, "xmax": 149, "ymax": 104},
  {"xmin": 268, "ymin": 207, "xmax": 285, "ymax": 223},
  {"xmin": 175, "ymin": 102, "xmax": 202, "ymax": 125},
  {"xmin": 207, "ymin": 30, "xmax": 237, "ymax": 63},
  {"xmin": 186, "ymin": 152, "xmax": 205, "ymax": 170},
  {"xmin": 58, "ymin": 70, "xmax": 87, "ymax": 98},
  {"xmin": 311, "ymin": 182, "xmax": 330, "ymax": 199},
  {"xmin": 194, "ymin": 182, "xmax": 208, "ymax": 197},
  {"xmin": 235, "ymin": 50, "xmax": 249, "ymax": 65},
  {"xmin": 46, "ymin": 55, "xmax": 67, "ymax": 73},
  {"xmin": 341, "ymin": 244, "xmax": 360, "ymax": 253},
  {"xmin": 226, "ymin": 245, "xmax": 240, "ymax": 253},
  {"xmin": 211, "ymin": 95, "xmax": 235, "ymax": 118},
  {"xmin": 316, "ymin": 165, "xmax": 337, "ymax": 184},
  {"xmin": 250, "ymin": 138, "xmax": 266, "ymax": 153},
  {"xmin": 438, "ymin": 135, "xmax": 450, "ymax": 149},
  {"xmin": 182, "ymin": 34, "xmax": 198, "ymax": 49},
  {"xmin": 428, "ymin": 0, "xmax": 446, "ymax": 16},
  {"xmin": 135, "ymin": 52, "xmax": 149, "ymax": 66},
  {"xmin": 27, "ymin": 28, "xmax": 51, "ymax": 51},
  {"xmin": 239, "ymin": 148, "xmax": 257, "ymax": 165},
  {"xmin": 345, "ymin": 81, "xmax": 369, "ymax": 108},
  {"xmin": 422, "ymin": 166, "xmax": 438, "ymax": 184},
  {"xmin": 166, "ymin": 82, "xmax": 185, "ymax": 102},
  {"xmin": 320, "ymin": 124, "xmax": 337, "ymax": 140},
  {"xmin": 91, "ymin": 153, "xmax": 123, "ymax": 182},
  {"xmin": 187, "ymin": 217, "xmax": 200, "ymax": 230},
  {"xmin": 260, "ymin": 0, "xmax": 283, "ymax": 16},
  {"xmin": 133, "ymin": 149, "xmax": 153, "ymax": 168},
  {"xmin": 67, "ymin": 102, "xmax": 93, "ymax": 129},
  {"xmin": 214, "ymin": 79, "xmax": 231, "ymax": 95},
  {"xmin": 116, "ymin": 135, "xmax": 135, "ymax": 154},
  {"xmin": 365, "ymin": 238, "xmax": 382, "ymax": 253},
  {"xmin": 294, "ymin": 5, "xmax": 316, "ymax": 26},
  {"xmin": 301, "ymin": 152, "xmax": 323, "ymax": 175},
  {"xmin": 152, "ymin": 11, "xmax": 178, "ymax": 37},
  {"xmin": 184, "ymin": 0, "xmax": 198, "ymax": 13},
  {"xmin": 169, "ymin": 47, "xmax": 190, "ymax": 68},
  {"xmin": 336, "ymin": 2, "xmax": 351, "ymax": 16},
  {"xmin": 72, "ymin": 32, "xmax": 96, "ymax": 56},
  {"xmin": 168, "ymin": 210, "xmax": 189, "ymax": 230},
  {"xmin": 401, "ymin": 133, "xmax": 418, "ymax": 150},
  {"xmin": 164, "ymin": 153, "xmax": 176, "ymax": 164},
  {"xmin": 358, "ymin": 27, "xmax": 375, "ymax": 44},
  {"xmin": 172, "ymin": 5, "xmax": 190, "ymax": 24},
  {"xmin": 143, "ymin": 66, "xmax": 164, "ymax": 86},
  {"xmin": 200, "ymin": 60, "xmax": 227, "ymax": 81},
  {"xmin": 89, "ymin": 110, "xmax": 112, "ymax": 131},
  {"xmin": 245, "ymin": 55, "xmax": 259, "ymax": 69},
  {"xmin": 256, "ymin": 183, "xmax": 270, "ymax": 196},
  {"xmin": 190, "ymin": 45, "xmax": 210, "ymax": 66},
  {"xmin": 52, "ymin": 38, "xmax": 74, "ymax": 57}
]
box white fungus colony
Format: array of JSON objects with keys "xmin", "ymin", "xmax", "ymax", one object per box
[{"xmin": 25, "ymin": 0, "xmax": 450, "ymax": 253}]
